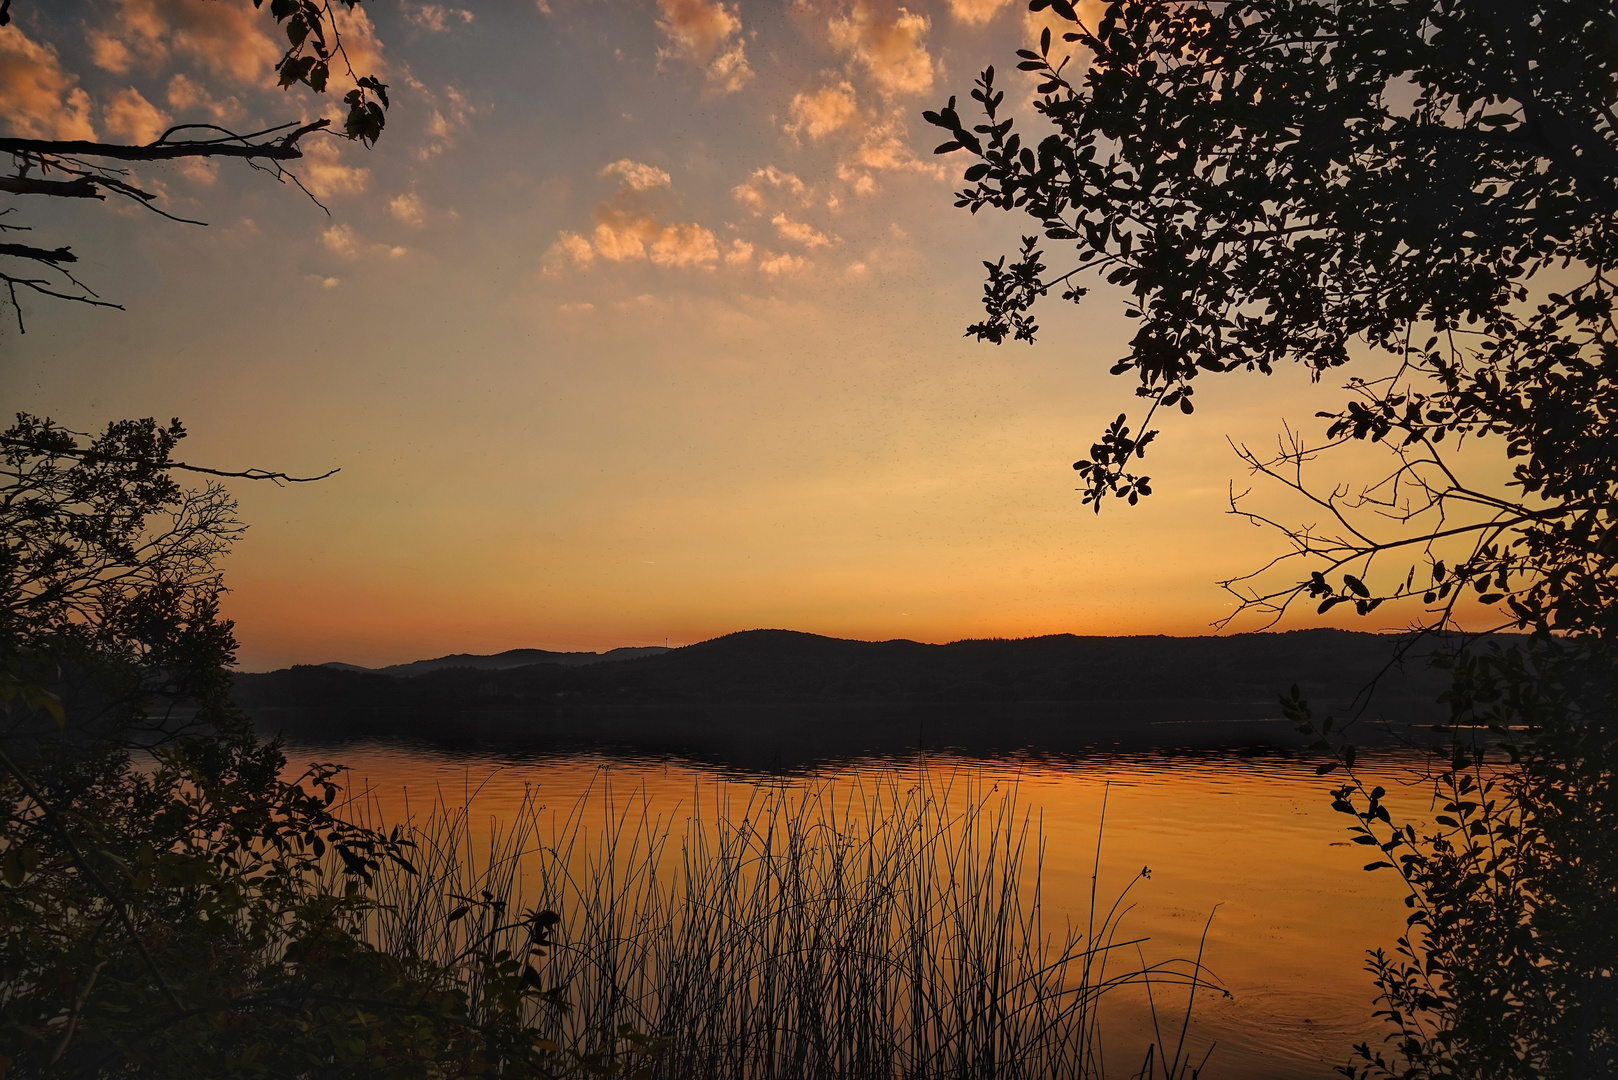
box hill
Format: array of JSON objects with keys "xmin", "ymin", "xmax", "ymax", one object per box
[{"xmin": 236, "ymin": 629, "xmax": 1453, "ymax": 763}]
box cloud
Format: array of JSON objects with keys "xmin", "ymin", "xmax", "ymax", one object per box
[
  {"xmin": 546, "ymin": 162, "xmax": 721, "ymax": 272},
  {"xmin": 656, "ymin": 0, "xmax": 753, "ymax": 93},
  {"xmin": 416, "ymin": 84, "xmax": 480, "ymax": 159},
  {"xmin": 87, "ymin": 0, "xmax": 282, "ymax": 87},
  {"xmin": 165, "ymin": 74, "xmax": 242, "ymax": 122},
  {"xmin": 948, "ymin": 0, "xmax": 1015, "ymax": 25},
  {"xmin": 833, "ymin": 114, "xmax": 947, "ymax": 193},
  {"xmin": 331, "ymin": 5, "xmax": 387, "ymax": 87},
  {"xmin": 600, "ymin": 159, "xmax": 672, "ymax": 192},
  {"xmin": 648, "ymin": 222, "xmax": 721, "ymax": 268},
  {"xmin": 0, "ymin": 26, "xmax": 95, "ymax": 139},
  {"xmin": 389, "ymin": 191, "xmax": 427, "ymax": 227},
  {"xmin": 771, "ymin": 213, "xmax": 832, "ymax": 249},
  {"xmin": 732, "ymin": 166, "xmax": 809, "ymax": 213},
  {"xmin": 103, "ymin": 86, "xmax": 169, "ymax": 144},
  {"xmin": 786, "ymin": 80, "xmax": 859, "ymax": 141},
  {"xmin": 176, "ymin": 157, "xmax": 218, "ymax": 184},
  {"xmin": 322, "ymin": 224, "xmax": 362, "ymax": 258},
  {"xmin": 570, "ymin": 213, "xmax": 721, "ymax": 268},
  {"xmin": 405, "ymin": 4, "xmax": 475, "ymax": 32},
  {"xmin": 299, "ymin": 138, "xmax": 370, "ymax": 200},
  {"xmin": 550, "ymin": 232, "xmax": 596, "ymax": 267},
  {"xmin": 725, "ymin": 238, "xmax": 754, "ymax": 265},
  {"xmin": 828, "ymin": 4, "xmax": 934, "ymax": 97},
  {"xmin": 321, "ymin": 223, "xmax": 405, "ymax": 260},
  {"xmin": 758, "ymin": 251, "xmax": 807, "ymax": 276}
]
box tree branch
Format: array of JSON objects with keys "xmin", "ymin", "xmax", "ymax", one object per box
[
  {"xmin": 0, "ymin": 175, "xmax": 103, "ymax": 199},
  {"xmin": 0, "ymin": 436, "xmax": 339, "ymax": 484},
  {"xmin": 0, "ymin": 242, "xmax": 75, "ymax": 264},
  {"xmin": 0, "ymin": 119, "xmax": 331, "ymax": 163}
]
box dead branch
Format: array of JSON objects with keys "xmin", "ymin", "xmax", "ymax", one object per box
[{"xmin": 0, "ymin": 119, "xmax": 331, "ymax": 163}]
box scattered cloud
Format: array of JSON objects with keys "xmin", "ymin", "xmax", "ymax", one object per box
[
  {"xmin": 330, "ymin": 4, "xmax": 387, "ymax": 88},
  {"xmin": 306, "ymin": 274, "xmax": 342, "ymax": 289},
  {"xmin": 601, "ymin": 159, "xmax": 672, "ymax": 192},
  {"xmin": 546, "ymin": 161, "xmax": 723, "ymax": 272},
  {"xmin": 0, "ymin": 26, "xmax": 95, "ymax": 139},
  {"xmin": 165, "ymin": 73, "xmax": 242, "ymax": 122},
  {"xmin": 322, "ymin": 224, "xmax": 363, "ymax": 259},
  {"xmin": 102, "ymin": 86, "xmax": 168, "ymax": 144},
  {"xmin": 947, "ymin": 0, "xmax": 1016, "ymax": 26},
  {"xmin": 405, "ymin": 4, "xmax": 475, "ymax": 32},
  {"xmin": 299, "ymin": 138, "xmax": 370, "ymax": 200},
  {"xmin": 786, "ymin": 80, "xmax": 859, "ymax": 141},
  {"xmin": 725, "ymin": 238, "xmax": 754, "ymax": 265},
  {"xmin": 322, "ymin": 223, "xmax": 406, "ymax": 260},
  {"xmin": 758, "ymin": 251, "xmax": 807, "ymax": 276},
  {"xmin": 732, "ymin": 167, "xmax": 809, "ymax": 213},
  {"xmin": 416, "ymin": 84, "xmax": 480, "ymax": 159},
  {"xmin": 558, "ymin": 301, "xmax": 595, "ymax": 314},
  {"xmin": 833, "ymin": 114, "xmax": 947, "ymax": 194},
  {"xmin": 771, "ymin": 213, "xmax": 832, "ymax": 249},
  {"xmin": 581, "ymin": 213, "xmax": 720, "ymax": 268},
  {"xmin": 550, "ymin": 232, "xmax": 596, "ymax": 267},
  {"xmin": 389, "ymin": 191, "xmax": 428, "ymax": 227},
  {"xmin": 176, "ymin": 157, "xmax": 219, "ymax": 184},
  {"xmin": 87, "ymin": 0, "xmax": 282, "ymax": 87},
  {"xmin": 656, "ymin": 0, "xmax": 753, "ymax": 93},
  {"xmin": 837, "ymin": 164, "xmax": 878, "ymax": 196},
  {"xmin": 828, "ymin": 3, "xmax": 934, "ymax": 98}
]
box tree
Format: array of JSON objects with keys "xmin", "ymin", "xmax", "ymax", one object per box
[
  {"xmin": 0, "ymin": 415, "xmax": 605, "ymax": 1079},
  {"xmin": 0, "ymin": 0, "xmax": 390, "ymax": 330},
  {"xmin": 927, "ymin": 1, "xmax": 1616, "ymax": 1075}
]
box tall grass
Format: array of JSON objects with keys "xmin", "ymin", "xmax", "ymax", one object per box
[{"xmin": 348, "ymin": 768, "xmax": 1219, "ymax": 1080}]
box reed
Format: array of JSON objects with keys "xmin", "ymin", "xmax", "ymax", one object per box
[{"xmin": 347, "ymin": 768, "xmax": 1218, "ymax": 1080}]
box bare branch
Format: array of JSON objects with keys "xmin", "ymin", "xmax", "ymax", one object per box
[
  {"xmin": 0, "ymin": 436, "xmax": 338, "ymax": 484},
  {"xmin": 0, "ymin": 175, "xmax": 103, "ymax": 199},
  {"xmin": 0, "ymin": 242, "xmax": 74, "ymax": 264},
  {"xmin": 0, "ymin": 119, "xmax": 331, "ymax": 163}
]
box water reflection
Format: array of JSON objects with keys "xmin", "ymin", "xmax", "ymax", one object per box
[{"xmin": 283, "ymin": 739, "xmax": 1429, "ymax": 1079}]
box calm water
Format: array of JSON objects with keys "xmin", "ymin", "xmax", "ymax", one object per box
[{"xmin": 283, "ymin": 737, "xmax": 1433, "ymax": 1079}]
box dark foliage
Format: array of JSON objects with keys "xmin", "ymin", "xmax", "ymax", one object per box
[
  {"xmin": 0, "ymin": 1, "xmax": 390, "ymax": 329},
  {"xmin": 0, "ymin": 416, "xmax": 612, "ymax": 1079},
  {"xmin": 929, "ymin": 1, "xmax": 1617, "ymax": 1075}
]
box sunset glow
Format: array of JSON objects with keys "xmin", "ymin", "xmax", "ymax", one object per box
[{"xmin": 4, "ymin": 0, "xmax": 1449, "ymax": 668}]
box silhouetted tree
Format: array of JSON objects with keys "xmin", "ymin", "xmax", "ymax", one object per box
[
  {"xmin": 0, "ymin": 0, "xmax": 389, "ymax": 329},
  {"xmin": 0, "ymin": 416, "xmax": 594, "ymax": 1079},
  {"xmin": 929, "ymin": 2, "xmax": 1616, "ymax": 1075}
]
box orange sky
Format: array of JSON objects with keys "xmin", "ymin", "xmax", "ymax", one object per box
[{"xmin": 2, "ymin": 1, "xmax": 1492, "ymax": 669}]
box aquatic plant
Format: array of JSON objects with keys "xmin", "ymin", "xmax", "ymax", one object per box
[{"xmin": 351, "ymin": 767, "xmax": 1221, "ymax": 1080}]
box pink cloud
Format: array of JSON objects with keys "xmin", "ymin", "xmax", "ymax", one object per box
[{"xmin": 0, "ymin": 26, "xmax": 95, "ymax": 140}]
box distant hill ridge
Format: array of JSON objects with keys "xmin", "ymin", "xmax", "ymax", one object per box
[
  {"xmin": 246, "ymin": 627, "xmax": 1451, "ymax": 711},
  {"xmin": 320, "ymin": 645, "xmax": 669, "ymax": 678},
  {"xmin": 238, "ymin": 628, "xmax": 1464, "ymax": 760}
]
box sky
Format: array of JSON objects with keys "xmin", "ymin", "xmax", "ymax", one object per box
[{"xmin": 1, "ymin": 0, "xmax": 1426, "ymax": 670}]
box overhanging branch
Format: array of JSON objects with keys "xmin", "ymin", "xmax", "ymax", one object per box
[
  {"xmin": 0, "ymin": 175, "xmax": 103, "ymax": 199},
  {"xmin": 0, "ymin": 119, "xmax": 331, "ymax": 163}
]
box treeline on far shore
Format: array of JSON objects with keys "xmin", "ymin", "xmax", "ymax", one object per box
[{"xmin": 236, "ymin": 628, "xmax": 1457, "ymax": 761}]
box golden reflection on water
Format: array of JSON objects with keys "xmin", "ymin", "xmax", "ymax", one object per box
[{"xmin": 285, "ymin": 741, "xmax": 1430, "ymax": 1079}]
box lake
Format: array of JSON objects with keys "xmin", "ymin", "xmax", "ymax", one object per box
[{"xmin": 278, "ymin": 732, "xmax": 1432, "ymax": 1079}]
